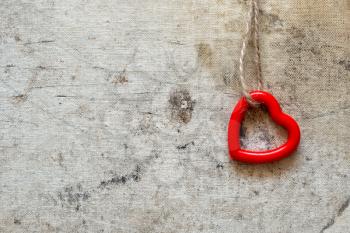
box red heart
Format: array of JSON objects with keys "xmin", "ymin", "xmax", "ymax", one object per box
[{"xmin": 228, "ymin": 91, "xmax": 301, "ymax": 163}]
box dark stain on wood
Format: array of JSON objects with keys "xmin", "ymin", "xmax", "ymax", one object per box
[
  {"xmin": 13, "ymin": 218, "xmax": 21, "ymax": 225},
  {"xmin": 339, "ymin": 59, "xmax": 350, "ymax": 71},
  {"xmin": 196, "ymin": 43, "xmax": 213, "ymax": 69},
  {"xmin": 169, "ymin": 88, "xmax": 195, "ymax": 124},
  {"xmin": 57, "ymin": 184, "xmax": 91, "ymax": 212},
  {"xmin": 176, "ymin": 141, "xmax": 195, "ymax": 150},
  {"xmin": 98, "ymin": 165, "xmax": 141, "ymax": 189}
]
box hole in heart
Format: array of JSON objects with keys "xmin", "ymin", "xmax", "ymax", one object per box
[{"xmin": 240, "ymin": 105, "xmax": 287, "ymax": 151}]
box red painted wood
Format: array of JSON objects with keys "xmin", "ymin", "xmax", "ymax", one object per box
[{"xmin": 228, "ymin": 91, "xmax": 301, "ymax": 163}]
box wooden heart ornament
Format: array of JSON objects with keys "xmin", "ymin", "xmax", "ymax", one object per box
[{"xmin": 228, "ymin": 91, "xmax": 301, "ymax": 163}]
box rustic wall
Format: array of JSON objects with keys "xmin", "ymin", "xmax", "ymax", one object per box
[{"xmin": 0, "ymin": 0, "xmax": 349, "ymax": 232}]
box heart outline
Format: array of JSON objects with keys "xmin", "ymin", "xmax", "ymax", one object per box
[{"xmin": 228, "ymin": 91, "xmax": 301, "ymax": 163}]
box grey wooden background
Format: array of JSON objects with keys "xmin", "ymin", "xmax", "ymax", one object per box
[{"xmin": 0, "ymin": 0, "xmax": 349, "ymax": 232}]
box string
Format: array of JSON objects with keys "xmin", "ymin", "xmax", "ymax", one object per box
[{"xmin": 239, "ymin": 0, "xmax": 263, "ymax": 105}]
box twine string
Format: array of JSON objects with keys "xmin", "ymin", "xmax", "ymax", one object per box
[{"xmin": 239, "ymin": 0, "xmax": 263, "ymax": 104}]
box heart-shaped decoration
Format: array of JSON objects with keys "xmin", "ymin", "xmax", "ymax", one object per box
[{"xmin": 228, "ymin": 91, "xmax": 301, "ymax": 163}]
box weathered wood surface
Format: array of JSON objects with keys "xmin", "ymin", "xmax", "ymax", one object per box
[{"xmin": 0, "ymin": 0, "xmax": 349, "ymax": 232}]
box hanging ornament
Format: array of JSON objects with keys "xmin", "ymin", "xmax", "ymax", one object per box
[{"xmin": 228, "ymin": 0, "xmax": 300, "ymax": 163}]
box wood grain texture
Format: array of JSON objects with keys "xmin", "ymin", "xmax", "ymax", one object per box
[{"xmin": 0, "ymin": 0, "xmax": 349, "ymax": 232}]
